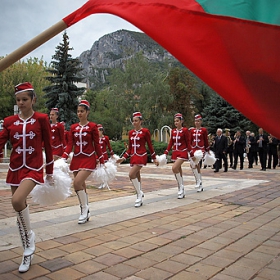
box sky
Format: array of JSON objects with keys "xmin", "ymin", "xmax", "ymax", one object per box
[{"xmin": 0, "ymin": 0, "xmax": 141, "ymax": 64}]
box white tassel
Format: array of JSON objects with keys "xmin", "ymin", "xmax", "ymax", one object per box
[
  {"xmin": 90, "ymin": 160, "xmax": 118, "ymax": 190},
  {"xmin": 30, "ymin": 159, "xmax": 72, "ymax": 206},
  {"xmin": 203, "ymin": 151, "xmax": 216, "ymax": 166},
  {"xmin": 66, "ymin": 152, "xmax": 73, "ymax": 164},
  {"xmin": 156, "ymin": 154, "xmax": 167, "ymax": 167}
]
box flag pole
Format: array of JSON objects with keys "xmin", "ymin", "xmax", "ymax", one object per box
[{"xmin": 0, "ymin": 20, "xmax": 67, "ymax": 72}]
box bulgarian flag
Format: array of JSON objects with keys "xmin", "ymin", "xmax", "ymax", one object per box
[{"xmin": 1, "ymin": 0, "xmax": 279, "ymax": 138}]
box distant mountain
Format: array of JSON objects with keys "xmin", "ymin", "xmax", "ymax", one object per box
[{"xmin": 78, "ymin": 29, "xmax": 178, "ymax": 89}]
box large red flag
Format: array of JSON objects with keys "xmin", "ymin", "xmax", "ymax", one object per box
[{"xmin": 63, "ymin": 0, "xmax": 280, "ymax": 138}]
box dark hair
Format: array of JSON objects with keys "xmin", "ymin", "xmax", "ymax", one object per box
[
  {"xmin": 78, "ymin": 104, "xmax": 90, "ymax": 111},
  {"xmin": 27, "ymin": 90, "xmax": 36, "ymax": 100}
]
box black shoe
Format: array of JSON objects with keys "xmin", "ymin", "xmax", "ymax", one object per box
[
  {"xmin": 240, "ymin": 168, "xmax": 243, "ymax": 170},
  {"xmin": 224, "ymin": 170, "xmax": 227, "ymax": 172},
  {"xmin": 261, "ymin": 168, "xmax": 266, "ymax": 171},
  {"xmin": 214, "ymin": 170, "xmax": 219, "ymax": 173}
]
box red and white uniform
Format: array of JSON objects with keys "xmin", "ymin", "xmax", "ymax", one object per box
[
  {"xmin": 50, "ymin": 122, "xmax": 65, "ymax": 156},
  {"xmin": 63, "ymin": 122, "xmax": 104, "ymax": 171},
  {"xmin": 0, "ymin": 112, "xmax": 54, "ymax": 186},
  {"xmin": 123, "ymin": 128, "xmax": 156, "ymax": 166},
  {"xmin": 99, "ymin": 135, "xmax": 114, "ymax": 162},
  {"xmin": 189, "ymin": 127, "xmax": 210, "ymax": 157},
  {"xmin": 164, "ymin": 127, "xmax": 191, "ymax": 161}
]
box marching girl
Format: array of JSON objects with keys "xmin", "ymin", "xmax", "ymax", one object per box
[
  {"xmin": 97, "ymin": 124, "xmax": 114, "ymax": 188},
  {"xmin": 62, "ymin": 100, "xmax": 104, "ymax": 224},
  {"xmin": 164, "ymin": 113, "xmax": 191, "ymax": 199},
  {"xmin": 189, "ymin": 114, "xmax": 210, "ymax": 192},
  {"xmin": 49, "ymin": 108, "xmax": 65, "ymax": 160},
  {"xmin": 117, "ymin": 112, "xmax": 158, "ymax": 207},
  {"xmin": 97, "ymin": 124, "xmax": 114, "ymax": 161},
  {"xmin": 0, "ymin": 82, "xmax": 54, "ymax": 273}
]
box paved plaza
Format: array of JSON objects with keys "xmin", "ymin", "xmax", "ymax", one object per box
[{"xmin": 0, "ymin": 161, "xmax": 280, "ymax": 279}]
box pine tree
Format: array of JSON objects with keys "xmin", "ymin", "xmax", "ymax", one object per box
[
  {"xmin": 202, "ymin": 93, "xmax": 255, "ymax": 135},
  {"xmin": 43, "ymin": 31, "xmax": 85, "ymax": 130}
]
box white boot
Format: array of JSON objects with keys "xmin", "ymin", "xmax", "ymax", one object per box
[
  {"xmin": 131, "ymin": 178, "xmax": 143, "ymax": 207},
  {"xmin": 139, "ymin": 181, "xmax": 144, "ymax": 198},
  {"xmin": 19, "ymin": 255, "xmax": 33, "ymax": 273},
  {"xmin": 197, "ymin": 173, "xmax": 204, "ymax": 192},
  {"xmin": 175, "ymin": 173, "xmax": 185, "ymax": 199},
  {"xmin": 16, "ymin": 205, "xmax": 35, "ymax": 257},
  {"xmin": 192, "ymin": 168, "xmax": 202, "ymax": 189},
  {"xmin": 76, "ymin": 190, "xmax": 90, "ymax": 224}
]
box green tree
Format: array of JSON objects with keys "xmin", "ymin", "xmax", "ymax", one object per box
[
  {"xmin": 202, "ymin": 93, "xmax": 257, "ymax": 135},
  {"xmin": 43, "ymin": 32, "xmax": 85, "ymax": 130},
  {"xmin": 166, "ymin": 67, "xmax": 202, "ymax": 127},
  {"xmin": 193, "ymin": 84, "xmax": 213, "ymax": 115},
  {"xmin": 86, "ymin": 53, "xmax": 172, "ymax": 139},
  {"xmin": 0, "ymin": 57, "xmax": 50, "ymax": 119}
]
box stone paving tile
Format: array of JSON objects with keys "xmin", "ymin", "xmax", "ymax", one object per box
[
  {"xmin": 46, "ymin": 267, "xmax": 86, "ymax": 280},
  {"xmin": 124, "ymin": 256, "xmax": 158, "ymax": 270},
  {"xmin": 36, "ymin": 248, "xmax": 67, "ymax": 260},
  {"xmin": 104, "ymin": 263, "xmax": 139, "ymax": 279},
  {"xmin": 0, "ymin": 259, "xmax": 19, "ymax": 273},
  {"xmin": 221, "ymin": 263, "xmax": 259, "ymax": 279},
  {"xmin": 14, "ymin": 264, "xmax": 50, "ymax": 279},
  {"xmin": 39, "ymin": 257, "xmax": 73, "ymax": 272},
  {"xmin": 72, "ymin": 259, "xmax": 107, "ymax": 274},
  {"xmin": 81, "ymin": 271, "xmax": 120, "ymax": 280},
  {"xmin": 94, "ymin": 252, "xmax": 127, "ymax": 266},
  {"xmin": 0, "ymin": 273, "xmax": 23, "ymax": 280},
  {"xmin": 256, "ymin": 267, "xmax": 280, "ymax": 280},
  {"xmin": 134, "ymin": 266, "xmax": 173, "ymax": 280},
  {"xmin": 186, "ymin": 262, "xmax": 223, "ymax": 278},
  {"xmin": 1, "ymin": 163, "xmax": 280, "ymax": 279},
  {"xmin": 153, "ymin": 259, "xmax": 187, "ymax": 274}
]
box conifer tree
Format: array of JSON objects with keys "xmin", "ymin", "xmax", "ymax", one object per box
[
  {"xmin": 43, "ymin": 31, "xmax": 85, "ymax": 130},
  {"xmin": 202, "ymin": 93, "xmax": 255, "ymax": 135}
]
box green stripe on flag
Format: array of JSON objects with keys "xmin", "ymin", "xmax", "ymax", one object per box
[{"xmin": 196, "ymin": 0, "xmax": 280, "ymax": 26}]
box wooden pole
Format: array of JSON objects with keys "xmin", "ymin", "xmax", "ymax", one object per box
[{"xmin": 0, "ymin": 20, "xmax": 67, "ymax": 72}]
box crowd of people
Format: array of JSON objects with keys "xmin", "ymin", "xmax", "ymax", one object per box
[
  {"xmin": 0, "ymin": 82, "xmax": 279, "ymax": 273},
  {"xmin": 208, "ymin": 127, "xmax": 280, "ymax": 172}
]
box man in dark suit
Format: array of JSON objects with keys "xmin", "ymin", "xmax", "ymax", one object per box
[
  {"xmin": 232, "ymin": 130, "xmax": 246, "ymax": 170},
  {"xmin": 256, "ymin": 128, "xmax": 268, "ymax": 171},
  {"xmin": 213, "ymin": 128, "xmax": 228, "ymax": 172}
]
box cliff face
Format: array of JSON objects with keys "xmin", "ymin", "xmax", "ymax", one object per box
[{"xmin": 78, "ymin": 29, "xmax": 176, "ymax": 87}]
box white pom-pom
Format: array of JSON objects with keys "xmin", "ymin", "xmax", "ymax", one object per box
[
  {"xmin": 54, "ymin": 158, "xmax": 69, "ymax": 173},
  {"xmin": 90, "ymin": 160, "xmax": 118, "ymax": 190},
  {"xmin": 30, "ymin": 169, "xmax": 72, "ymax": 206},
  {"xmin": 111, "ymin": 154, "xmax": 120, "ymax": 161},
  {"xmin": 156, "ymin": 154, "xmax": 167, "ymax": 167},
  {"xmin": 192, "ymin": 150, "xmax": 203, "ymax": 165},
  {"xmin": 203, "ymin": 151, "xmax": 216, "ymax": 166},
  {"xmin": 66, "ymin": 152, "xmax": 73, "ymax": 164}
]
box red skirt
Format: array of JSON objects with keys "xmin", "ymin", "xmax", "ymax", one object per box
[
  {"xmin": 70, "ymin": 153, "xmax": 97, "ymax": 172},
  {"xmin": 171, "ymin": 150, "xmax": 189, "ymax": 161},
  {"xmin": 130, "ymin": 154, "xmax": 148, "ymax": 166},
  {"xmin": 6, "ymin": 167, "xmax": 44, "ymax": 186},
  {"xmin": 52, "ymin": 146, "xmax": 64, "ymax": 157}
]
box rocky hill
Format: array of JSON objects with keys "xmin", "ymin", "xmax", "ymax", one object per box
[{"xmin": 78, "ymin": 29, "xmax": 177, "ymax": 88}]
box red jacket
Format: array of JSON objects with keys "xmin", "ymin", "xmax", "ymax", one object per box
[
  {"xmin": 0, "ymin": 112, "xmax": 53, "ymax": 174},
  {"xmin": 50, "ymin": 122, "xmax": 65, "ymax": 156},
  {"xmin": 189, "ymin": 127, "xmax": 210, "ymax": 156},
  {"xmin": 63, "ymin": 122, "xmax": 104, "ymax": 164},
  {"xmin": 164, "ymin": 127, "xmax": 191, "ymax": 154},
  {"xmin": 123, "ymin": 128, "xmax": 156, "ymax": 160}
]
